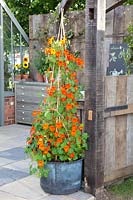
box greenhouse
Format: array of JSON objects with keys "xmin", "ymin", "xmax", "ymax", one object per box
[{"xmin": 0, "ymin": 0, "xmax": 29, "ymax": 126}]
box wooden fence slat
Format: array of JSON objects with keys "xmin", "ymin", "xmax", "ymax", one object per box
[
  {"xmin": 104, "ymin": 117, "xmax": 115, "ymax": 176},
  {"xmin": 127, "ymin": 114, "xmax": 133, "ymax": 166},
  {"xmin": 115, "ymin": 115, "xmax": 127, "ymax": 169},
  {"xmin": 116, "ymin": 76, "xmax": 127, "ymax": 105},
  {"xmin": 105, "ymin": 77, "xmax": 117, "ymax": 107}
]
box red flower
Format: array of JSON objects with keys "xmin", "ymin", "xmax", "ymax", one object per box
[
  {"xmin": 69, "ymin": 153, "xmax": 75, "ymax": 158},
  {"xmin": 49, "ymin": 126, "xmax": 55, "ymax": 132},
  {"xmin": 56, "ymin": 51, "xmax": 61, "ymax": 58},
  {"xmin": 54, "ymin": 132, "xmax": 58, "ymax": 137},
  {"xmin": 65, "ymin": 84, "xmax": 71, "ymax": 90},
  {"xmin": 72, "ymin": 118, "xmax": 78, "ymax": 123},
  {"xmin": 56, "ymin": 122, "xmax": 63, "ymax": 129},
  {"xmin": 66, "ymin": 104, "xmax": 73, "ymax": 110},
  {"xmin": 76, "ymin": 58, "xmax": 84, "ymax": 66}
]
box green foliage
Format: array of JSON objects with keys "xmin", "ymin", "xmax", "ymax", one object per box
[
  {"xmin": 123, "ymin": 24, "xmax": 133, "ymax": 74},
  {"xmin": 34, "ymin": 51, "xmax": 49, "ymax": 75},
  {"xmin": 107, "ymin": 177, "xmax": 133, "ymax": 198},
  {"xmin": 124, "ymin": 0, "xmax": 133, "ymax": 5}
]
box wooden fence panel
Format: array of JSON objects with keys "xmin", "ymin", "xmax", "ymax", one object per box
[{"xmin": 104, "ymin": 76, "xmax": 133, "ymax": 184}]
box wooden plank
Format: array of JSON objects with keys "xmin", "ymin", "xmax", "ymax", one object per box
[
  {"xmin": 105, "ymin": 76, "xmax": 117, "ymax": 107},
  {"xmin": 115, "ymin": 115, "xmax": 127, "ymax": 169},
  {"xmin": 116, "ymin": 76, "xmax": 127, "ymax": 105},
  {"xmin": 127, "ymin": 75, "xmax": 133, "ymax": 104},
  {"xmin": 127, "ymin": 114, "xmax": 133, "ymax": 166},
  {"xmin": 104, "ymin": 117, "xmax": 115, "ymax": 176},
  {"xmin": 104, "ymin": 165, "xmax": 133, "ymax": 184}
]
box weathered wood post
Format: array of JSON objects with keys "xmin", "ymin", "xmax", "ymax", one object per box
[{"xmin": 84, "ymin": 0, "xmax": 106, "ymax": 199}]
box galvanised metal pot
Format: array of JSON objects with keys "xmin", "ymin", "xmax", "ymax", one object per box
[{"xmin": 40, "ymin": 159, "xmax": 83, "ymax": 195}]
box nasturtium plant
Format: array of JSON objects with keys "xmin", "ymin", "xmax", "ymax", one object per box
[{"xmin": 25, "ymin": 36, "xmax": 88, "ymax": 177}]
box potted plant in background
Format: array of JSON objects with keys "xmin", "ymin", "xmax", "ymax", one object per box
[
  {"xmin": 34, "ymin": 50, "xmax": 49, "ymax": 82},
  {"xmin": 14, "ymin": 63, "xmax": 22, "ymax": 81},
  {"xmin": 25, "ymin": 35, "xmax": 88, "ymax": 195},
  {"xmin": 21, "ymin": 56, "xmax": 30, "ymax": 80}
]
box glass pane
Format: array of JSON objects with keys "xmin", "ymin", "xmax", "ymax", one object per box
[
  {"xmin": 3, "ymin": 10, "xmax": 13, "ymax": 91},
  {"xmin": 13, "ymin": 24, "xmax": 21, "ymax": 76}
]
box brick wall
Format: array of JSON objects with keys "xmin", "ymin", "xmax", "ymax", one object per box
[{"xmin": 4, "ymin": 96, "xmax": 15, "ymax": 125}]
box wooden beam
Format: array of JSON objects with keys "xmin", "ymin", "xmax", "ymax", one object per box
[
  {"xmin": 106, "ymin": 0, "xmax": 127, "ymax": 13},
  {"xmin": 58, "ymin": 0, "xmax": 75, "ymax": 14},
  {"xmin": 84, "ymin": 0, "xmax": 106, "ymax": 199}
]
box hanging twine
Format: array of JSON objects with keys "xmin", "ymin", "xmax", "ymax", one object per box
[
  {"xmin": 57, "ymin": 8, "xmax": 65, "ymax": 41},
  {"xmin": 57, "ymin": 8, "xmax": 66, "ymax": 122}
]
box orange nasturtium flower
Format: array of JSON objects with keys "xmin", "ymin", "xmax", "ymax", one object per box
[
  {"xmin": 32, "ymin": 110, "xmax": 41, "ymax": 117},
  {"xmin": 76, "ymin": 58, "xmax": 84, "ymax": 66},
  {"xmin": 56, "ymin": 122, "xmax": 63, "ymax": 129},
  {"xmin": 67, "ymin": 93, "xmax": 74, "ymax": 99},
  {"xmin": 71, "ymin": 130, "xmax": 76, "ymax": 136},
  {"xmin": 56, "ymin": 138, "xmax": 63, "ymax": 144},
  {"xmin": 30, "ymin": 126, "xmax": 35, "ymax": 135},
  {"xmin": 43, "ymin": 146, "xmax": 50, "ymax": 155},
  {"xmin": 56, "ymin": 51, "xmax": 61, "ymax": 58},
  {"xmin": 42, "ymin": 124, "xmax": 49, "ymax": 130},
  {"xmin": 54, "ymin": 132, "xmax": 59, "ymax": 137},
  {"xmin": 72, "ymin": 125, "xmax": 77, "ymax": 131},
  {"xmin": 49, "ymin": 125, "xmax": 55, "ymax": 132},
  {"xmin": 64, "ymin": 145, "xmax": 70, "ymax": 153},
  {"xmin": 65, "ymin": 83, "xmax": 71, "ymax": 90},
  {"xmin": 38, "ymin": 160, "xmax": 44, "ymax": 168},
  {"xmin": 39, "ymin": 144, "xmax": 45, "ymax": 151},
  {"xmin": 72, "ymin": 118, "xmax": 78, "ymax": 123},
  {"xmin": 64, "ymin": 49, "xmax": 69, "ymax": 55},
  {"xmin": 66, "ymin": 104, "xmax": 73, "ymax": 110}
]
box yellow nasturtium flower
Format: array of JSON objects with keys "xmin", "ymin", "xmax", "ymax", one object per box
[
  {"xmin": 60, "ymin": 36, "xmax": 67, "ymax": 45},
  {"xmin": 48, "ymin": 36, "xmax": 54, "ymax": 45}
]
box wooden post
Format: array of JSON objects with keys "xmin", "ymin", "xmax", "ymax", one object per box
[{"xmin": 84, "ymin": 0, "xmax": 106, "ymax": 199}]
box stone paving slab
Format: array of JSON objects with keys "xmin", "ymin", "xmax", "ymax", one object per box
[
  {"xmin": 0, "ymin": 147, "xmax": 25, "ymax": 161},
  {"xmin": 4, "ymin": 158, "xmax": 30, "ymax": 173},
  {"xmin": 0, "ymin": 147, "xmax": 26, "ymax": 161},
  {"xmin": 0, "ymin": 168, "xmax": 29, "ymax": 186},
  {"xmin": 0, "ymin": 157, "xmax": 14, "ymax": 167},
  {"xmin": 0, "ymin": 191, "xmax": 27, "ymax": 200}
]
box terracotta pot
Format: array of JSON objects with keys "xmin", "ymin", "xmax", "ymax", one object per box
[
  {"xmin": 15, "ymin": 74, "xmax": 22, "ymax": 81},
  {"xmin": 36, "ymin": 72, "xmax": 43, "ymax": 82},
  {"xmin": 43, "ymin": 74, "xmax": 46, "ymax": 82},
  {"xmin": 22, "ymin": 74, "xmax": 29, "ymax": 80}
]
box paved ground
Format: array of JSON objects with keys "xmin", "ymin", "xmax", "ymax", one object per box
[{"xmin": 0, "ymin": 124, "xmax": 95, "ymax": 200}]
